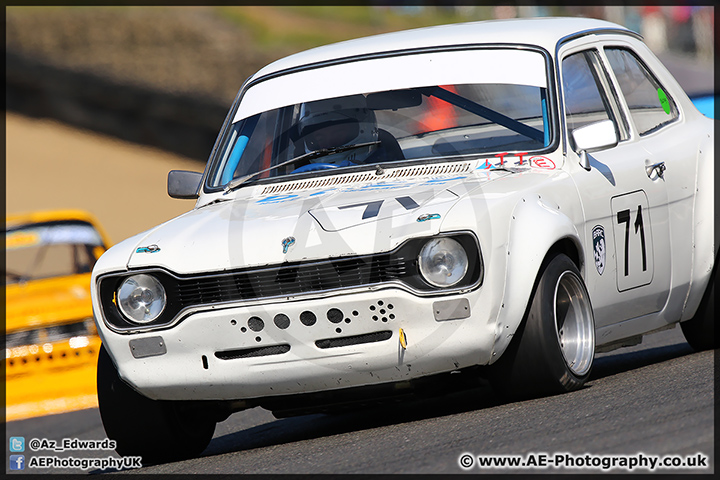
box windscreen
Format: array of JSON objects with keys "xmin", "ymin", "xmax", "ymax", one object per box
[
  {"xmin": 5, "ymin": 221, "xmax": 105, "ymax": 284},
  {"xmin": 209, "ymin": 48, "xmax": 552, "ymax": 188}
]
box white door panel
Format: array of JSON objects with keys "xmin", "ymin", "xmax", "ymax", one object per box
[
  {"xmin": 560, "ymin": 44, "xmax": 672, "ymax": 330},
  {"xmin": 574, "ymin": 146, "xmax": 671, "ymax": 328}
]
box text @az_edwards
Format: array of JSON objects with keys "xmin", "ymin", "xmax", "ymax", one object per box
[{"xmin": 28, "ymin": 437, "xmax": 116, "ymax": 453}]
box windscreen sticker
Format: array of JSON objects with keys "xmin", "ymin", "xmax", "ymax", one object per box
[
  {"xmin": 6, "ymin": 224, "xmax": 103, "ymax": 249},
  {"xmin": 420, "ymin": 176, "xmax": 468, "ymax": 186},
  {"xmin": 309, "ymin": 188, "xmax": 337, "ymax": 197},
  {"xmin": 530, "ymin": 156, "xmax": 556, "ymax": 170},
  {"xmin": 494, "ymin": 152, "xmax": 510, "ymax": 166},
  {"xmin": 476, "ymin": 155, "xmax": 556, "ymax": 170},
  {"xmin": 6, "ymin": 231, "xmax": 41, "ymax": 249},
  {"xmin": 256, "ymin": 194, "xmax": 301, "ymax": 205}
]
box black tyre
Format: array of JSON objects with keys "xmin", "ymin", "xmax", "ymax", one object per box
[
  {"xmin": 97, "ymin": 345, "xmax": 216, "ymax": 465},
  {"xmin": 680, "ymin": 256, "xmax": 716, "ymax": 351},
  {"xmin": 490, "ymin": 253, "xmax": 595, "ymax": 400}
]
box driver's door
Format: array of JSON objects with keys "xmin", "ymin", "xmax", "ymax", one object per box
[{"xmin": 560, "ymin": 45, "xmax": 671, "ymax": 330}]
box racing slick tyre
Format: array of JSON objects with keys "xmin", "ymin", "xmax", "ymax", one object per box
[
  {"xmin": 680, "ymin": 255, "xmax": 716, "ymax": 351},
  {"xmin": 97, "ymin": 345, "xmax": 216, "ymax": 465},
  {"xmin": 489, "ymin": 253, "xmax": 595, "ymax": 401}
]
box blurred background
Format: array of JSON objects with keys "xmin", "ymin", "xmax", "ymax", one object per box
[
  {"xmin": 7, "ymin": 6, "xmax": 715, "ymax": 174},
  {"xmin": 3, "ymin": 5, "xmax": 715, "ymax": 421}
]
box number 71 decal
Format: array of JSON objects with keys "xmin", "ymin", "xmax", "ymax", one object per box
[
  {"xmin": 611, "ymin": 191, "xmax": 654, "ymax": 291},
  {"xmin": 337, "ymin": 196, "xmax": 420, "ymax": 219}
]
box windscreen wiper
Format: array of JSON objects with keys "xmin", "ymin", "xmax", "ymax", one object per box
[{"xmin": 224, "ymin": 140, "xmax": 380, "ymax": 194}]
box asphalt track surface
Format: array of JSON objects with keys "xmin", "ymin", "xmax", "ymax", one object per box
[{"xmin": 6, "ymin": 326, "xmax": 714, "ymax": 474}]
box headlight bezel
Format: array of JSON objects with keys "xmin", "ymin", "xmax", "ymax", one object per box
[
  {"xmin": 99, "ymin": 270, "xmax": 181, "ymax": 331},
  {"xmin": 398, "ymin": 232, "xmax": 482, "ymax": 292}
]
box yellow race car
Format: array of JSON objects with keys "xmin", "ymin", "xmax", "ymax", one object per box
[{"xmin": 5, "ymin": 210, "xmax": 111, "ymax": 421}]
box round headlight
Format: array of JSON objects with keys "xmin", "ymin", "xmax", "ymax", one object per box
[
  {"xmin": 117, "ymin": 274, "xmax": 166, "ymax": 324},
  {"xmin": 418, "ymin": 237, "xmax": 469, "ymax": 288}
]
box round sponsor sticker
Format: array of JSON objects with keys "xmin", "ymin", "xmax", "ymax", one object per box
[
  {"xmin": 657, "ymin": 88, "xmax": 671, "ymax": 115},
  {"xmin": 530, "ymin": 156, "xmax": 556, "ymax": 170}
]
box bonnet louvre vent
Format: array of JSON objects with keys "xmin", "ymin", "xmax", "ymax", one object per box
[{"xmin": 260, "ymin": 162, "xmax": 471, "ymax": 195}]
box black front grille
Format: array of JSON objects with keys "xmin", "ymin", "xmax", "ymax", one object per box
[{"xmin": 176, "ymin": 255, "xmax": 409, "ymax": 306}]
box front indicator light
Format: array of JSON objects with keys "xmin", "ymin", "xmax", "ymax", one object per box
[
  {"xmin": 117, "ymin": 274, "xmax": 167, "ymax": 324},
  {"xmin": 418, "ymin": 237, "xmax": 469, "ymax": 288}
]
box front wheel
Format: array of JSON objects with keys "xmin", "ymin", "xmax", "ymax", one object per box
[
  {"xmin": 97, "ymin": 345, "xmax": 216, "ymax": 465},
  {"xmin": 490, "ymin": 253, "xmax": 595, "ymax": 401}
]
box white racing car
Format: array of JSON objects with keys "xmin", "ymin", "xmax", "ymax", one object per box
[{"xmin": 92, "ymin": 17, "xmax": 715, "ymax": 463}]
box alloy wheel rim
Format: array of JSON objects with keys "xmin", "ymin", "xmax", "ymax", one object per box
[{"xmin": 554, "ymin": 271, "xmax": 595, "ymax": 377}]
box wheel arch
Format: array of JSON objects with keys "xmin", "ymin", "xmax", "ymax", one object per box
[
  {"xmin": 547, "ymin": 236, "xmax": 583, "ymax": 273},
  {"xmin": 682, "ymin": 129, "xmax": 715, "ymax": 320},
  {"xmin": 490, "ymin": 193, "xmax": 585, "ymax": 363}
]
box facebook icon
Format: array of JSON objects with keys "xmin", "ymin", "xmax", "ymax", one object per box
[{"xmin": 10, "ymin": 454, "xmax": 25, "ymax": 470}]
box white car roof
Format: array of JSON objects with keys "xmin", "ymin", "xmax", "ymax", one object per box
[{"xmin": 251, "ymin": 17, "xmax": 632, "ymax": 80}]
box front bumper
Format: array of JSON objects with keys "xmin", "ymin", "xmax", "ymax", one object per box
[{"xmin": 99, "ymin": 288, "xmax": 495, "ymax": 401}]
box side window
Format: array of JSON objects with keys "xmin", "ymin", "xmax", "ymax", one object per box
[
  {"xmin": 605, "ymin": 48, "xmax": 678, "ymax": 136},
  {"xmin": 562, "ymin": 50, "xmax": 618, "ymax": 150}
]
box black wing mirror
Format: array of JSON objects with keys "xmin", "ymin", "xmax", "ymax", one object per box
[{"xmin": 167, "ymin": 170, "xmax": 202, "ymax": 199}]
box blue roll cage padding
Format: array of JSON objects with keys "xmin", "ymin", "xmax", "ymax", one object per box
[
  {"xmin": 541, "ymin": 89, "xmax": 550, "ymax": 146},
  {"xmin": 221, "ymin": 115, "xmax": 260, "ymax": 186}
]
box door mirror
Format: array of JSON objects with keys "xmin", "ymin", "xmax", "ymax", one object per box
[
  {"xmin": 167, "ymin": 170, "xmax": 202, "ymax": 199},
  {"xmin": 572, "ymin": 119, "xmax": 618, "ymax": 152},
  {"xmin": 571, "ymin": 119, "xmax": 618, "ymax": 171}
]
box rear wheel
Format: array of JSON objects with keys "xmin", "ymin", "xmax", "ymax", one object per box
[
  {"xmin": 490, "ymin": 253, "xmax": 595, "ymax": 400},
  {"xmin": 97, "ymin": 345, "xmax": 216, "ymax": 465},
  {"xmin": 680, "ymin": 256, "xmax": 716, "ymax": 351}
]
